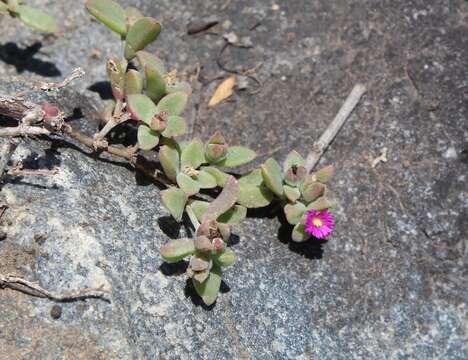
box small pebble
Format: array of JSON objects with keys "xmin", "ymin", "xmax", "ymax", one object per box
[
  {"xmin": 272, "ymin": 4, "xmax": 280, "ymax": 11},
  {"xmin": 50, "ymin": 305, "xmax": 62, "ymax": 319}
]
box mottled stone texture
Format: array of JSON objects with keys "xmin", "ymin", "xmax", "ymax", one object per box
[{"xmin": 0, "ymin": 0, "xmax": 467, "ymax": 359}]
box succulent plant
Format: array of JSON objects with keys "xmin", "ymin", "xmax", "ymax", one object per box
[
  {"xmin": 261, "ymin": 151, "xmax": 336, "ymax": 242},
  {"xmin": 161, "ymin": 177, "xmax": 240, "ymax": 305},
  {"xmin": 84, "ymin": 0, "xmax": 338, "ymax": 306},
  {"xmin": 0, "ymin": 0, "xmax": 58, "ymax": 33}
]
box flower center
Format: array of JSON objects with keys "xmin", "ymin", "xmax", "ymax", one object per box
[{"xmin": 312, "ymin": 218, "xmax": 323, "ymax": 227}]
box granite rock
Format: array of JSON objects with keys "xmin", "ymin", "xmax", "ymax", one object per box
[{"xmin": 0, "ymin": 0, "xmax": 467, "ymax": 359}]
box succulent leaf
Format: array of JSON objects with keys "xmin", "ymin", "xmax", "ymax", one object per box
[
  {"xmin": 107, "ymin": 58, "xmax": 127, "ymax": 101},
  {"xmin": 192, "ymin": 265, "xmax": 222, "ymax": 306},
  {"xmin": 124, "ymin": 17, "xmax": 161, "ymax": 60},
  {"xmin": 125, "ymin": 69, "xmax": 143, "ymax": 95},
  {"xmin": 166, "ymin": 81, "xmax": 192, "ymax": 95},
  {"xmin": 16, "ymin": 5, "xmax": 58, "ymax": 33},
  {"xmin": 85, "ymin": 0, "xmax": 127, "ymax": 35},
  {"xmin": 217, "ymin": 205, "xmax": 247, "ymax": 225},
  {"xmin": 284, "ymin": 202, "xmax": 306, "ymax": 225},
  {"xmin": 136, "ymin": 51, "xmax": 166, "ymax": 76},
  {"xmin": 161, "ymin": 187, "xmax": 187, "ymax": 221},
  {"xmin": 161, "ymin": 115, "xmax": 186, "ymax": 138},
  {"xmin": 283, "ymin": 150, "xmax": 305, "ymax": 173},
  {"xmin": 159, "ymin": 144, "xmax": 180, "ymax": 182},
  {"xmin": 203, "ymin": 176, "xmax": 239, "ymax": 223},
  {"xmin": 238, "ymin": 169, "xmax": 264, "ymax": 186},
  {"xmin": 200, "ymin": 167, "xmax": 229, "ymax": 187},
  {"xmin": 124, "ymin": 6, "xmax": 143, "ymax": 27},
  {"xmin": 145, "ymin": 64, "xmax": 166, "ymax": 102},
  {"xmin": 213, "ymin": 146, "xmax": 256, "ymax": 168},
  {"xmin": 301, "ymin": 182, "xmax": 325, "ymax": 203},
  {"xmin": 156, "ymin": 92, "xmax": 188, "ymax": 116},
  {"xmin": 137, "ymin": 125, "xmax": 159, "ymax": 150},
  {"xmin": 315, "ymin": 165, "xmax": 335, "ymax": 183},
  {"xmin": 180, "ymin": 139, "xmax": 205, "ymax": 169},
  {"xmin": 127, "ymin": 94, "xmax": 158, "ymax": 124},
  {"xmin": 188, "ymin": 201, "xmax": 209, "ymax": 222},
  {"xmin": 213, "ymin": 249, "xmax": 237, "ymax": 268},
  {"xmin": 194, "ymin": 170, "xmax": 217, "ymax": 189},
  {"xmin": 160, "ymin": 238, "xmax": 196, "ymax": 263},
  {"xmin": 261, "ymin": 158, "xmax": 284, "ymax": 198},
  {"xmin": 306, "ymin": 197, "xmax": 336, "ymax": 211},
  {"xmin": 0, "ymin": 2, "xmax": 8, "ymax": 13},
  {"xmin": 283, "ymin": 185, "xmax": 301, "ymax": 203},
  {"xmin": 237, "ymin": 184, "xmax": 273, "ymax": 208},
  {"xmin": 291, "ymin": 223, "xmax": 311, "ymax": 242},
  {"xmin": 177, "ymin": 172, "xmax": 200, "ymax": 196}
]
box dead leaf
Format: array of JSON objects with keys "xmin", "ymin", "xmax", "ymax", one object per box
[{"xmin": 208, "ymin": 75, "xmax": 236, "ymax": 108}]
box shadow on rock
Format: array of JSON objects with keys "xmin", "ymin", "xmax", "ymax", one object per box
[
  {"xmin": 277, "ymin": 211, "xmax": 326, "ymax": 260},
  {"xmin": 0, "ymin": 42, "xmax": 61, "ymax": 77},
  {"xmin": 159, "ymin": 261, "xmax": 188, "ymax": 276},
  {"xmin": 88, "ymin": 81, "xmax": 114, "ymax": 100},
  {"xmin": 158, "ymin": 216, "xmax": 182, "ymax": 239}
]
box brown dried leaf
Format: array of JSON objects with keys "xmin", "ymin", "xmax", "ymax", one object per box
[{"xmin": 208, "ymin": 75, "xmax": 236, "ymax": 108}]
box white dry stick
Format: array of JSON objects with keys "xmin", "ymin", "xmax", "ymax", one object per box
[
  {"xmin": 305, "ymin": 83, "xmax": 367, "ymax": 172},
  {"xmin": 37, "ymin": 67, "xmax": 85, "ymax": 92},
  {"xmin": 0, "ymin": 274, "xmax": 110, "ymax": 302},
  {"xmin": 0, "ymin": 125, "xmax": 50, "ymax": 137}
]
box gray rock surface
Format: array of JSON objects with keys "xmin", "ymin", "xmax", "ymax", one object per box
[{"xmin": 0, "ymin": 0, "xmax": 467, "ymax": 359}]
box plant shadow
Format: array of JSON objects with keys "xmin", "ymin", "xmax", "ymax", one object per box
[
  {"xmin": 0, "ymin": 42, "xmax": 61, "ymax": 77},
  {"xmin": 88, "ymin": 81, "xmax": 114, "ymax": 100},
  {"xmin": 277, "ymin": 210, "xmax": 326, "ymax": 260}
]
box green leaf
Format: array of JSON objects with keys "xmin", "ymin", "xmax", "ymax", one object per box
[
  {"xmin": 17, "ymin": 5, "xmax": 58, "ymax": 33},
  {"xmin": 203, "ymin": 176, "xmax": 239, "ymax": 223},
  {"xmin": 283, "ymin": 150, "xmax": 305, "ymax": 173},
  {"xmin": 201, "ymin": 167, "xmax": 229, "ymax": 187},
  {"xmin": 156, "ymin": 92, "xmax": 188, "ymax": 116},
  {"xmin": 137, "ymin": 125, "xmax": 159, "ymax": 151},
  {"xmin": 284, "ymin": 202, "xmax": 306, "ymax": 225},
  {"xmin": 301, "ymin": 182, "xmax": 325, "ymax": 203},
  {"xmin": 315, "ymin": 165, "xmax": 335, "ymax": 183},
  {"xmin": 160, "ymin": 238, "xmax": 195, "ymax": 263},
  {"xmin": 85, "ymin": 0, "xmax": 126, "ymax": 35},
  {"xmin": 261, "ymin": 158, "xmax": 284, "ymax": 198},
  {"xmin": 193, "ymin": 170, "xmax": 216, "ymax": 189},
  {"xmin": 283, "ymin": 185, "xmax": 301, "ymax": 203},
  {"xmin": 7, "ymin": 0, "xmax": 19, "ymax": 13},
  {"xmin": 218, "ymin": 205, "xmax": 246, "ymax": 225},
  {"xmin": 180, "ymin": 139, "xmax": 205, "ymax": 169},
  {"xmin": 124, "ymin": 17, "xmax": 161, "ymax": 60},
  {"xmin": 214, "ymin": 146, "xmax": 256, "ymax": 168},
  {"xmin": 166, "ymin": 81, "xmax": 192, "ymax": 95},
  {"xmin": 107, "ymin": 58, "xmax": 127, "ymax": 101},
  {"xmin": 145, "ymin": 64, "xmax": 166, "ymax": 102},
  {"xmin": 213, "ymin": 249, "xmax": 237, "ymax": 268},
  {"xmin": 127, "ymin": 94, "xmax": 158, "ymax": 124},
  {"xmin": 125, "ymin": 69, "xmax": 143, "ymax": 95},
  {"xmin": 237, "ymin": 184, "xmax": 273, "ymax": 208},
  {"xmin": 192, "ymin": 265, "xmax": 222, "ymax": 306},
  {"xmin": 161, "ymin": 115, "xmax": 186, "ymax": 138},
  {"xmin": 159, "ymin": 143, "xmax": 180, "ymax": 182},
  {"xmin": 161, "ymin": 187, "xmax": 187, "ymax": 221},
  {"xmin": 238, "ymin": 169, "xmax": 263, "ymax": 186},
  {"xmin": 136, "ymin": 51, "xmax": 166, "ymax": 76},
  {"xmin": 188, "ymin": 201, "xmax": 209, "ymax": 222},
  {"xmin": 176, "ymin": 172, "xmax": 200, "ymax": 196},
  {"xmin": 292, "ymin": 223, "xmax": 311, "ymax": 242},
  {"xmin": 306, "ymin": 197, "xmax": 336, "ymax": 211}
]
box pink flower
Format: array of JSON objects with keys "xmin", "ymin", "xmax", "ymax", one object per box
[{"xmin": 305, "ymin": 209, "xmax": 334, "ymax": 239}]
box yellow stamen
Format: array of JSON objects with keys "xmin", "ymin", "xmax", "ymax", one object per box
[{"xmin": 312, "ymin": 218, "xmax": 323, "ymax": 227}]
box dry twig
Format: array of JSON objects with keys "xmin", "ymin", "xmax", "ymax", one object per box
[
  {"xmin": 0, "ymin": 274, "xmax": 110, "ymax": 302},
  {"xmin": 36, "ymin": 67, "xmax": 85, "ymax": 92},
  {"xmin": 305, "ymin": 84, "xmax": 366, "ymax": 172}
]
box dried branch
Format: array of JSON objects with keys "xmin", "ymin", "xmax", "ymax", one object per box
[
  {"xmin": 0, "ymin": 125, "xmax": 50, "ymax": 137},
  {"xmin": 0, "ymin": 274, "xmax": 110, "ymax": 302},
  {"xmin": 37, "ymin": 68, "xmax": 85, "ymax": 92},
  {"xmin": 305, "ymin": 83, "xmax": 366, "ymax": 172}
]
